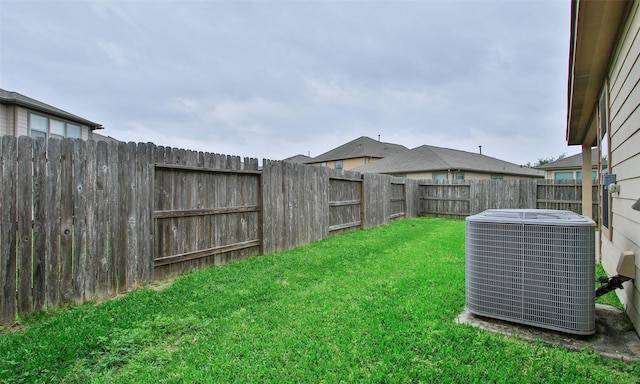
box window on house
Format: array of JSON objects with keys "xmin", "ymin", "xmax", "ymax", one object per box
[
  {"xmin": 554, "ymin": 171, "xmax": 574, "ymax": 180},
  {"xmin": 335, "ymin": 160, "xmax": 343, "ymax": 169},
  {"xmin": 576, "ymin": 171, "xmax": 598, "ymax": 181},
  {"xmin": 67, "ymin": 124, "xmax": 81, "ymax": 138},
  {"xmin": 321, "ymin": 162, "xmax": 327, "ymax": 167},
  {"xmin": 491, "ymin": 175, "xmax": 503, "ymax": 180},
  {"xmin": 30, "ymin": 114, "xmax": 48, "ymax": 138},
  {"xmin": 433, "ymin": 172, "xmax": 447, "ymax": 180},
  {"xmin": 29, "ymin": 113, "xmax": 82, "ymax": 139},
  {"xmin": 454, "ymin": 172, "xmax": 464, "ymax": 180}
]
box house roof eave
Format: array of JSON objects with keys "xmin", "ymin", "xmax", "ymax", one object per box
[{"xmin": 566, "ymin": 0, "xmax": 630, "ymax": 146}]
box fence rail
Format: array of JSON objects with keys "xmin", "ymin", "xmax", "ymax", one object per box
[{"xmin": 0, "ymin": 136, "xmax": 597, "ymax": 325}]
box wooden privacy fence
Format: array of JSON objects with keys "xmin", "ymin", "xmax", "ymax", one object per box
[
  {"xmin": 419, "ymin": 179, "xmax": 598, "ymax": 219},
  {"xmin": 0, "ymin": 136, "xmax": 597, "ymax": 325},
  {"xmin": 0, "ymin": 138, "xmax": 419, "ymax": 324}
]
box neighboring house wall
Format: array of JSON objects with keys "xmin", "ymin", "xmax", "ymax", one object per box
[
  {"xmin": 0, "ymin": 104, "xmax": 6, "ymax": 134},
  {"xmin": 309, "ymin": 157, "xmax": 379, "ymax": 171},
  {"xmin": 8, "ymin": 106, "xmax": 26, "ymax": 136},
  {"xmin": 342, "ymin": 157, "xmax": 374, "ymax": 170},
  {"xmin": 0, "ymin": 104, "xmax": 20, "ymax": 136},
  {"xmin": 600, "ymin": 0, "xmax": 640, "ymax": 330},
  {"xmin": 5, "ymin": 106, "xmax": 92, "ymax": 140}
]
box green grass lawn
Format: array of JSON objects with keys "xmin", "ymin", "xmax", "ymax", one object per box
[{"xmin": 1, "ymin": 218, "xmax": 638, "ymax": 383}]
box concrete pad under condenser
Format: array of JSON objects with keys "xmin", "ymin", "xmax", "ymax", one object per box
[{"xmin": 455, "ymin": 304, "xmax": 640, "ymax": 363}]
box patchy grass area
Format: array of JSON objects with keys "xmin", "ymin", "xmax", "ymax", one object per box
[{"xmin": 1, "ymin": 218, "xmax": 638, "ymax": 383}]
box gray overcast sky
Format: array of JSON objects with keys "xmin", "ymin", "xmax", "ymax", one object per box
[{"xmin": 1, "ymin": 0, "xmax": 574, "ymax": 165}]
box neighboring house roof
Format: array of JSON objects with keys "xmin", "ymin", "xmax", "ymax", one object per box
[
  {"xmin": 352, "ymin": 145, "xmax": 544, "ymax": 178},
  {"xmin": 283, "ymin": 154, "xmax": 313, "ymax": 164},
  {"xmin": 536, "ymin": 151, "xmax": 605, "ymax": 171},
  {"xmin": 307, "ymin": 136, "xmax": 409, "ymax": 163},
  {"xmin": 0, "ymin": 88, "xmax": 103, "ymax": 130},
  {"xmin": 92, "ymin": 132, "xmax": 121, "ymax": 143}
]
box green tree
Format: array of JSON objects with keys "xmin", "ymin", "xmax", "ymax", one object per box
[{"xmin": 524, "ymin": 153, "xmax": 567, "ymax": 168}]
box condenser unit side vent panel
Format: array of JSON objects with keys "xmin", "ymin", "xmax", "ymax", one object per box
[{"xmin": 466, "ymin": 209, "xmax": 595, "ymax": 335}]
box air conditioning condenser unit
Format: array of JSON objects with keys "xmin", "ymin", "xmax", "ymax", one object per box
[{"xmin": 465, "ymin": 209, "xmax": 596, "ymax": 335}]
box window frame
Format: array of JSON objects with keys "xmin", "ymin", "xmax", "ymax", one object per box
[
  {"xmin": 576, "ymin": 170, "xmax": 598, "ymax": 181},
  {"xmin": 433, "ymin": 172, "xmax": 447, "ymax": 181},
  {"xmin": 28, "ymin": 112, "xmax": 83, "ymax": 140},
  {"xmin": 553, "ymin": 171, "xmax": 574, "ymax": 180}
]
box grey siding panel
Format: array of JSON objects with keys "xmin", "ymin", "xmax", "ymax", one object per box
[{"xmin": 605, "ymin": 0, "xmax": 640, "ymax": 335}]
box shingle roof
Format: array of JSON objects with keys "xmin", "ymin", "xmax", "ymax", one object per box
[
  {"xmin": 0, "ymin": 88, "xmax": 102, "ymax": 129},
  {"xmin": 283, "ymin": 154, "xmax": 313, "ymax": 164},
  {"xmin": 307, "ymin": 136, "xmax": 409, "ymax": 163},
  {"xmin": 92, "ymin": 132, "xmax": 121, "ymax": 143},
  {"xmin": 535, "ymin": 151, "xmax": 604, "ymax": 170},
  {"xmin": 352, "ymin": 145, "xmax": 544, "ymax": 177}
]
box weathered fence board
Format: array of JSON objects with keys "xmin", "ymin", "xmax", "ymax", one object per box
[
  {"xmin": 45, "ymin": 140, "xmax": 61, "ymax": 308},
  {"xmin": 1, "ymin": 136, "xmax": 17, "ymax": 325},
  {"xmin": 124, "ymin": 142, "xmax": 137, "ymax": 290},
  {"xmin": 32, "ymin": 138, "xmax": 46, "ymax": 312},
  {"xmin": 17, "ymin": 136, "xmax": 33, "ymax": 318},
  {"xmin": 94, "ymin": 141, "xmax": 109, "ymax": 300},
  {"xmin": 72, "ymin": 140, "xmax": 87, "ymax": 304},
  {"xmin": 59, "ymin": 139, "xmax": 74, "ymax": 303},
  {"xmin": 107, "ymin": 142, "xmax": 121, "ymax": 295},
  {"xmin": 84, "ymin": 140, "xmax": 97, "ymax": 302}
]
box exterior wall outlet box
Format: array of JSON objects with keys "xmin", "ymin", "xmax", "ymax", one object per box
[{"xmin": 617, "ymin": 250, "xmax": 636, "ymax": 279}]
